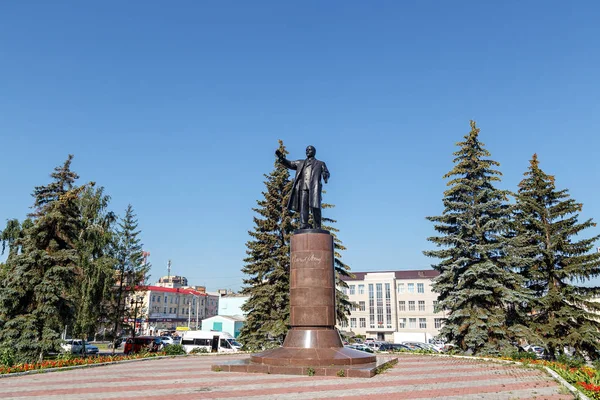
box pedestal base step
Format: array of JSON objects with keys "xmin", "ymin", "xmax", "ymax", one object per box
[
  {"xmin": 211, "ymin": 356, "xmax": 397, "ymax": 378},
  {"xmin": 250, "ymin": 346, "xmax": 376, "ymax": 366}
]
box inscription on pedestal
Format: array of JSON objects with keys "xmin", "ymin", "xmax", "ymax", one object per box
[{"xmin": 291, "ymin": 252, "xmax": 323, "ymax": 266}]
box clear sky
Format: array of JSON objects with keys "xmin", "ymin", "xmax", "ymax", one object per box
[{"xmin": 1, "ymin": 1, "xmax": 599, "ymax": 291}]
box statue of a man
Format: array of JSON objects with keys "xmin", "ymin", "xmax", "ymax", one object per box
[{"xmin": 276, "ymin": 145, "xmax": 330, "ymax": 230}]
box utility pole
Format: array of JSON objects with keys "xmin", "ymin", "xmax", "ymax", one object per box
[
  {"xmin": 188, "ymin": 296, "xmax": 191, "ymax": 328},
  {"xmin": 196, "ymin": 295, "xmax": 199, "ymax": 330}
]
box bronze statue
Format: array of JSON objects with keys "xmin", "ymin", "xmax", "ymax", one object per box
[{"xmin": 276, "ymin": 145, "xmax": 330, "ymax": 230}]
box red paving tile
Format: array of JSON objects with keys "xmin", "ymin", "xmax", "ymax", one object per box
[{"xmin": 0, "ymin": 353, "xmax": 577, "ymax": 399}]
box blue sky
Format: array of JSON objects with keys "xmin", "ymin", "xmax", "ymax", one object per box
[{"xmin": 1, "ymin": 1, "xmax": 599, "ymax": 291}]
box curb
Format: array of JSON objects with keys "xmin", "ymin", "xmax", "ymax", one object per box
[{"xmin": 543, "ymin": 366, "xmax": 591, "ymax": 400}]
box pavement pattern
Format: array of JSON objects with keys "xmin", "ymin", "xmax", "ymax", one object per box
[{"xmin": 0, "ymin": 353, "xmax": 575, "ymax": 399}]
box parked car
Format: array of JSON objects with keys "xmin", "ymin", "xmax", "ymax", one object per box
[
  {"xmin": 61, "ymin": 339, "xmax": 99, "ymax": 355},
  {"xmin": 523, "ymin": 345, "xmax": 546, "ymax": 359},
  {"xmin": 402, "ymin": 341, "xmax": 439, "ymax": 352},
  {"xmin": 345, "ymin": 344, "xmax": 374, "ymax": 353},
  {"xmin": 378, "ymin": 343, "xmax": 411, "ymax": 352},
  {"xmin": 160, "ymin": 336, "xmax": 176, "ymax": 346},
  {"xmin": 123, "ymin": 336, "xmax": 163, "ymax": 355}
]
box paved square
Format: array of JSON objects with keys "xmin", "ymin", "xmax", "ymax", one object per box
[{"xmin": 0, "ymin": 354, "xmax": 574, "ymax": 399}]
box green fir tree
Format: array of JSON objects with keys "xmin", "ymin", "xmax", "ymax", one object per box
[
  {"xmin": 514, "ymin": 154, "xmax": 600, "ymax": 359},
  {"xmin": 424, "ymin": 121, "xmax": 531, "ymax": 355},
  {"xmin": 320, "ymin": 203, "xmax": 354, "ymax": 325},
  {"xmin": 110, "ymin": 204, "xmax": 149, "ymax": 352},
  {"xmin": 239, "ymin": 140, "xmax": 294, "ymax": 351},
  {"xmin": 0, "ymin": 155, "xmax": 85, "ymax": 362},
  {"xmin": 72, "ymin": 186, "xmax": 118, "ymax": 344}
]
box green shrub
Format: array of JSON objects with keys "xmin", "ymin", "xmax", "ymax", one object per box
[
  {"xmin": 556, "ymin": 353, "xmax": 585, "ymax": 368},
  {"xmin": 306, "ymin": 367, "xmax": 315, "ymax": 376},
  {"xmin": 190, "ymin": 347, "xmax": 209, "ymax": 354},
  {"xmin": 0, "ymin": 346, "xmax": 15, "ymax": 367},
  {"xmin": 163, "ymin": 344, "xmax": 186, "ymax": 356},
  {"xmin": 336, "ymin": 369, "xmax": 345, "ymax": 377}
]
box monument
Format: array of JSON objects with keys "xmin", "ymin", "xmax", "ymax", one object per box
[{"xmin": 212, "ymin": 146, "xmax": 397, "ymax": 377}]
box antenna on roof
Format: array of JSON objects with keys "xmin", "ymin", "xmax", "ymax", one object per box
[{"xmin": 167, "ymin": 260, "xmax": 172, "ymax": 279}]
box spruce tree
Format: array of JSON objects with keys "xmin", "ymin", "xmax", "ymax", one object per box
[
  {"xmin": 0, "ymin": 156, "xmax": 84, "ymax": 362},
  {"xmin": 111, "ymin": 204, "xmax": 149, "ymax": 352},
  {"xmin": 320, "ymin": 203, "xmax": 354, "ymax": 324},
  {"xmin": 72, "ymin": 186, "xmax": 117, "ymax": 344},
  {"xmin": 514, "ymin": 154, "xmax": 600, "ymax": 359},
  {"xmin": 424, "ymin": 121, "xmax": 531, "ymax": 355},
  {"xmin": 239, "ymin": 140, "xmax": 294, "ymax": 351}
]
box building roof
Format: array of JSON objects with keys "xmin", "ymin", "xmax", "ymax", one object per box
[
  {"xmin": 340, "ymin": 270, "xmax": 440, "ymax": 281},
  {"xmin": 140, "ymin": 286, "xmax": 207, "ymax": 296},
  {"xmin": 204, "ymin": 315, "xmax": 245, "ymax": 322}
]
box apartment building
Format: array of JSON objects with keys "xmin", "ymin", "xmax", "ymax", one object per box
[{"xmin": 337, "ymin": 270, "xmax": 443, "ymax": 342}]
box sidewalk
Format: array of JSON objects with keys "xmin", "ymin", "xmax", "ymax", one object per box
[{"xmin": 0, "ymin": 353, "xmax": 575, "ymax": 399}]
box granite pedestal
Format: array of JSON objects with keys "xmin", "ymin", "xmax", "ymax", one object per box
[{"xmin": 212, "ymin": 229, "xmax": 397, "ymax": 377}]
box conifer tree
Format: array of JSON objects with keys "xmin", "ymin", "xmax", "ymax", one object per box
[
  {"xmin": 0, "ymin": 156, "xmax": 84, "ymax": 362},
  {"xmin": 320, "ymin": 204, "xmax": 354, "ymax": 324},
  {"xmin": 110, "ymin": 204, "xmax": 149, "ymax": 352},
  {"xmin": 513, "ymin": 154, "xmax": 600, "ymax": 359},
  {"xmin": 424, "ymin": 121, "xmax": 531, "ymax": 355},
  {"xmin": 239, "ymin": 140, "xmax": 294, "ymax": 350},
  {"xmin": 72, "ymin": 186, "xmax": 117, "ymax": 343}
]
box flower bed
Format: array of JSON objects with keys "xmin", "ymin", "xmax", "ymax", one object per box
[
  {"xmin": 501, "ymin": 356, "xmax": 600, "ymax": 399},
  {"xmin": 0, "ymin": 352, "xmax": 166, "ymax": 375}
]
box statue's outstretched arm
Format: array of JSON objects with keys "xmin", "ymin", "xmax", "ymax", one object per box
[{"xmin": 275, "ymin": 150, "xmax": 296, "ymax": 170}]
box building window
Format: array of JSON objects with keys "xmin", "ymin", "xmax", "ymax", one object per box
[
  {"xmin": 152, "ymin": 295, "xmax": 155, "ymax": 302},
  {"xmin": 359, "ymin": 301, "xmax": 366, "ymax": 311},
  {"xmin": 349, "ymin": 285, "xmax": 355, "ymax": 295},
  {"xmin": 340, "ymin": 320, "xmax": 348, "ymax": 328},
  {"xmin": 399, "ymin": 318, "xmax": 406, "ymax": 329},
  {"xmin": 409, "ymin": 318, "xmax": 417, "ymax": 328},
  {"xmin": 433, "ymin": 300, "xmax": 439, "ymax": 312},
  {"xmin": 418, "ymin": 300, "xmax": 425, "ymax": 311},
  {"xmin": 369, "ymin": 284, "xmax": 375, "ymax": 328},
  {"xmin": 417, "ymin": 283, "xmax": 424, "ymax": 293},
  {"xmin": 164, "ymin": 296, "xmax": 167, "ymax": 303},
  {"xmin": 376, "ymin": 283, "xmax": 384, "ymax": 328},
  {"xmin": 419, "ymin": 318, "xmax": 427, "ymax": 329},
  {"xmin": 435, "ymin": 318, "xmax": 444, "ymax": 329},
  {"xmin": 397, "ymin": 283, "xmax": 404, "ymax": 294},
  {"xmin": 360, "ymin": 318, "xmax": 366, "ymax": 328},
  {"xmin": 342, "ymin": 287, "xmax": 348, "ymax": 295},
  {"xmin": 156, "ymin": 296, "xmax": 160, "ymax": 303},
  {"xmin": 385, "ymin": 283, "xmax": 392, "ymax": 328},
  {"xmin": 408, "ymin": 301, "xmax": 415, "ymax": 311},
  {"xmin": 163, "ymin": 307, "xmax": 167, "ymax": 313},
  {"xmin": 358, "ymin": 284, "xmax": 365, "ymax": 295},
  {"xmin": 408, "ymin": 283, "xmax": 415, "ymax": 293},
  {"xmin": 350, "ymin": 318, "xmax": 357, "ymax": 328},
  {"xmin": 399, "ymin": 301, "xmax": 406, "ymax": 311}
]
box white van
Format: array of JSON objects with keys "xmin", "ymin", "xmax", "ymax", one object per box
[{"xmin": 180, "ymin": 330, "xmax": 242, "ymax": 354}]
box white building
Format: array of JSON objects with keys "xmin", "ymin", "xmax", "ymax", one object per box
[
  {"xmin": 218, "ymin": 292, "xmax": 249, "ymax": 316},
  {"xmin": 201, "ymin": 315, "xmax": 245, "ymax": 338},
  {"xmin": 337, "ymin": 270, "xmax": 443, "ymax": 342}
]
